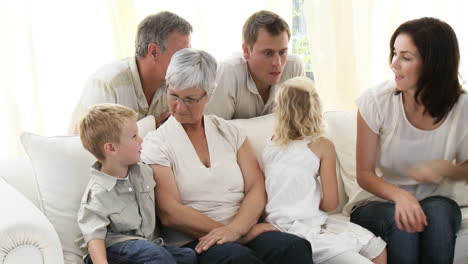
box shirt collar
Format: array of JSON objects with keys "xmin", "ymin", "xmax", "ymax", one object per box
[{"xmin": 90, "ymin": 162, "xmax": 141, "ymax": 191}]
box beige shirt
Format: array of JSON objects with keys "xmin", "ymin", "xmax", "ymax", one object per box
[
  {"xmin": 141, "ymin": 115, "xmax": 246, "ymax": 246},
  {"xmin": 76, "ymin": 162, "xmax": 159, "ymax": 249},
  {"xmin": 70, "ymin": 57, "xmax": 167, "ymax": 131},
  {"xmin": 205, "ymin": 53, "xmax": 305, "ymax": 120}
]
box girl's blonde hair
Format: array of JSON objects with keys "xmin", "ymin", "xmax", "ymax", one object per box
[{"xmin": 273, "ymin": 76, "xmax": 324, "ymax": 146}]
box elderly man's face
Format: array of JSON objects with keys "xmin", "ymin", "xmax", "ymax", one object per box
[
  {"xmin": 167, "ymin": 86, "xmax": 207, "ymax": 124},
  {"xmin": 159, "ymin": 32, "xmax": 191, "ymax": 76}
]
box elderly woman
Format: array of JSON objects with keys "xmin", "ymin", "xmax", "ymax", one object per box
[{"xmin": 141, "ymin": 48, "xmax": 312, "ymax": 264}]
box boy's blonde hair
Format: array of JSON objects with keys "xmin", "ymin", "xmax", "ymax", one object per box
[
  {"xmin": 273, "ymin": 76, "xmax": 324, "ymax": 146},
  {"xmin": 79, "ymin": 104, "xmax": 138, "ymax": 160}
]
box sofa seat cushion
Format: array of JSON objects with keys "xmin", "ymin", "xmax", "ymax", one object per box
[{"xmin": 460, "ymin": 207, "xmax": 468, "ymax": 235}]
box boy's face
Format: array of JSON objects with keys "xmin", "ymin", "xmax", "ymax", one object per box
[{"xmin": 115, "ymin": 119, "xmax": 143, "ymax": 166}]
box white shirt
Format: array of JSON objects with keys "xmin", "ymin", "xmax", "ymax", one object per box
[
  {"xmin": 205, "ymin": 53, "xmax": 305, "ymax": 120},
  {"xmin": 262, "ymin": 139, "xmax": 385, "ymax": 263},
  {"xmin": 70, "ymin": 57, "xmax": 167, "ymax": 131},
  {"xmin": 357, "ymin": 80, "xmax": 468, "ymax": 200},
  {"xmin": 141, "ymin": 115, "xmax": 246, "ymax": 246}
]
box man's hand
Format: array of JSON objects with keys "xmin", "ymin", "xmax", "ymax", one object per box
[{"xmin": 155, "ymin": 112, "xmax": 171, "ymax": 128}]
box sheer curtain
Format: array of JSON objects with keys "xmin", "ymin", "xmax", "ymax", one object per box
[
  {"xmin": 304, "ymin": 0, "xmax": 468, "ymax": 111},
  {"xmin": 0, "ymin": 0, "xmax": 291, "ymax": 159}
]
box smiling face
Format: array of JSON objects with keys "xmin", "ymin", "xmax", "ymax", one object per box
[
  {"xmin": 115, "ymin": 118, "xmax": 143, "ymax": 166},
  {"xmin": 167, "ymin": 86, "xmax": 208, "ymax": 125},
  {"xmin": 243, "ymin": 28, "xmax": 289, "ymax": 91},
  {"xmin": 390, "ymin": 33, "xmax": 423, "ymax": 92}
]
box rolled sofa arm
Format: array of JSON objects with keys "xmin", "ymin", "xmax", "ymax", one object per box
[{"xmin": 0, "ymin": 177, "xmax": 63, "ymax": 264}]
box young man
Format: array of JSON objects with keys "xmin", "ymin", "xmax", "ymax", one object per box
[
  {"xmin": 205, "ymin": 10, "xmax": 305, "ymax": 120},
  {"xmin": 76, "ymin": 104, "xmax": 196, "ymax": 264},
  {"xmin": 70, "ymin": 11, "xmax": 192, "ymax": 132}
]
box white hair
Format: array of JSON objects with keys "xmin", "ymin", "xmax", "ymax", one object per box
[{"xmin": 165, "ymin": 48, "xmax": 217, "ymax": 94}]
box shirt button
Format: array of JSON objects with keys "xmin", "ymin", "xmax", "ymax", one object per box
[
  {"xmin": 146, "ymin": 185, "xmax": 149, "ymax": 189},
  {"xmin": 129, "ymin": 187, "xmax": 133, "ymax": 192}
]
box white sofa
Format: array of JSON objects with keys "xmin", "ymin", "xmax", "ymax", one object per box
[{"xmin": 1, "ymin": 112, "xmax": 467, "ymax": 264}]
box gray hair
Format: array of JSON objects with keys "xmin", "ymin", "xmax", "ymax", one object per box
[
  {"xmin": 135, "ymin": 11, "xmax": 192, "ymax": 57},
  {"xmin": 166, "ymin": 48, "xmax": 217, "ymax": 95}
]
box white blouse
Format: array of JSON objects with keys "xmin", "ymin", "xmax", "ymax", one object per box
[
  {"xmin": 141, "ymin": 115, "xmax": 246, "ymax": 246},
  {"xmin": 357, "ymin": 80, "xmax": 468, "ymax": 201}
]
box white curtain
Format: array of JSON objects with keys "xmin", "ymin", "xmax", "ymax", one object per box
[
  {"xmin": 304, "ymin": 0, "xmax": 468, "ymax": 111},
  {"xmin": 0, "ymin": 0, "xmax": 291, "ymax": 159}
]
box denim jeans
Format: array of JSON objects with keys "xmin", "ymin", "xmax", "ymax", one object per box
[
  {"xmin": 184, "ymin": 230, "xmax": 313, "ymax": 264},
  {"xmin": 84, "ymin": 239, "xmax": 197, "ymax": 264},
  {"xmin": 350, "ymin": 196, "xmax": 461, "ymax": 264}
]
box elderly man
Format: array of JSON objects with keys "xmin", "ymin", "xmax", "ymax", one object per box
[
  {"xmin": 70, "ymin": 11, "xmax": 192, "ymax": 132},
  {"xmin": 205, "ymin": 10, "xmax": 305, "ymax": 120}
]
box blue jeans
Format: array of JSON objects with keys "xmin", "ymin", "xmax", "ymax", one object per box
[
  {"xmin": 84, "ymin": 239, "xmax": 197, "ymax": 264},
  {"xmin": 351, "ymin": 196, "xmax": 461, "ymax": 264},
  {"xmin": 184, "ymin": 231, "xmax": 313, "ymax": 264}
]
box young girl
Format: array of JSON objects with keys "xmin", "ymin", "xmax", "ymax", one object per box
[{"xmin": 262, "ymin": 76, "xmax": 387, "ymax": 264}]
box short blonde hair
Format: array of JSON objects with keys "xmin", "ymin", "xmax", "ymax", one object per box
[
  {"xmin": 273, "ymin": 76, "xmax": 324, "ymax": 146},
  {"xmin": 79, "ymin": 104, "xmax": 138, "ymax": 161}
]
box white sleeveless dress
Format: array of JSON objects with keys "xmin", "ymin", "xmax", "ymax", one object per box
[{"xmin": 262, "ymin": 139, "xmax": 386, "ymax": 263}]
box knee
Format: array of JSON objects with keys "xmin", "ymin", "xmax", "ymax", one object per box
[
  {"xmin": 207, "ymin": 242, "xmax": 258, "ymax": 263},
  {"xmin": 268, "ymin": 232, "xmax": 312, "ymax": 260},
  {"xmin": 421, "ymin": 196, "xmax": 461, "ymax": 228},
  {"xmin": 351, "ymin": 203, "xmax": 397, "ymax": 236}
]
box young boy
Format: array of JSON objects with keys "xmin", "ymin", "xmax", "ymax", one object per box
[{"xmin": 76, "ymin": 104, "xmax": 196, "ymax": 264}]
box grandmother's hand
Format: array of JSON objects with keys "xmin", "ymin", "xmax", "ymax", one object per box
[
  {"xmin": 238, "ymin": 223, "xmax": 278, "ymax": 244},
  {"xmin": 195, "ymin": 224, "xmax": 243, "ymax": 253}
]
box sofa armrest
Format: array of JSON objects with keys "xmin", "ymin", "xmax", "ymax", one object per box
[{"xmin": 0, "ymin": 177, "xmax": 63, "ymax": 264}]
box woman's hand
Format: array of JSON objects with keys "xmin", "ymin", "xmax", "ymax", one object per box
[
  {"xmin": 408, "ymin": 160, "xmax": 451, "ymax": 184},
  {"xmin": 238, "ymin": 223, "xmax": 278, "ymax": 244},
  {"xmin": 195, "ymin": 224, "xmax": 243, "ymax": 253},
  {"xmin": 393, "ymin": 190, "xmax": 428, "ymax": 233}
]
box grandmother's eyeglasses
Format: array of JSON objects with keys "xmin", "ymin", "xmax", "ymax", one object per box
[{"xmin": 167, "ymin": 91, "xmax": 207, "ymax": 106}]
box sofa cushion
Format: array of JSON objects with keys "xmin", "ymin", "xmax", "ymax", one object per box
[
  {"xmin": 21, "ymin": 115, "xmax": 156, "ymax": 264},
  {"xmin": 229, "ymin": 114, "xmax": 275, "ymax": 170}
]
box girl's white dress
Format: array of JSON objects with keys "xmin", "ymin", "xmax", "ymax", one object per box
[{"xmin": 262, "ymin": 139, "xmax": 386, "ymax": 263}]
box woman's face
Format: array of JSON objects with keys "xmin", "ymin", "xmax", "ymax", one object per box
[
  {"xmin": 390, "ymin": 33, "xmax": 423, "ymax": 92},
  {"xmin": 167, "ymin": 86, "xmax": 208, "ymax": 124}
]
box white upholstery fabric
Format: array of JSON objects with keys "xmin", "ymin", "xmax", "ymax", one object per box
[
  {"xmin": 2, "ymin": 112, "xmax": 467, "ymax": 263},
  {"xmin": 20, "ymin": 115, "xmax": 156, "ymax": 264},
  {"xmin": 0, "ymin": 177, "xmax": 63, "ymax": 264},
  {"xmin": 230, "ymin": 114, "xmax": 275, "ymax": 170}
]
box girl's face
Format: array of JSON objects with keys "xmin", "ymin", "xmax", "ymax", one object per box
[{"xmin": 390, "ymin": 33, "xmax": 423, "ymax": 92}]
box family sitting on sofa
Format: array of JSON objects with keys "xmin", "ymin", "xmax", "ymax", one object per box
[{"xmin": 71, "ymin": 10, "xmax": 468, "ymax": 264}]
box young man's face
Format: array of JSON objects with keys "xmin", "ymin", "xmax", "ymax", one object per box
[
  {"xmin": 115, "ymin": 119, "xmax": 143, "ymax": 166},
  {"xmin": 243, "ymin": 28, "xmax": 289, "ymax": 91}
]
